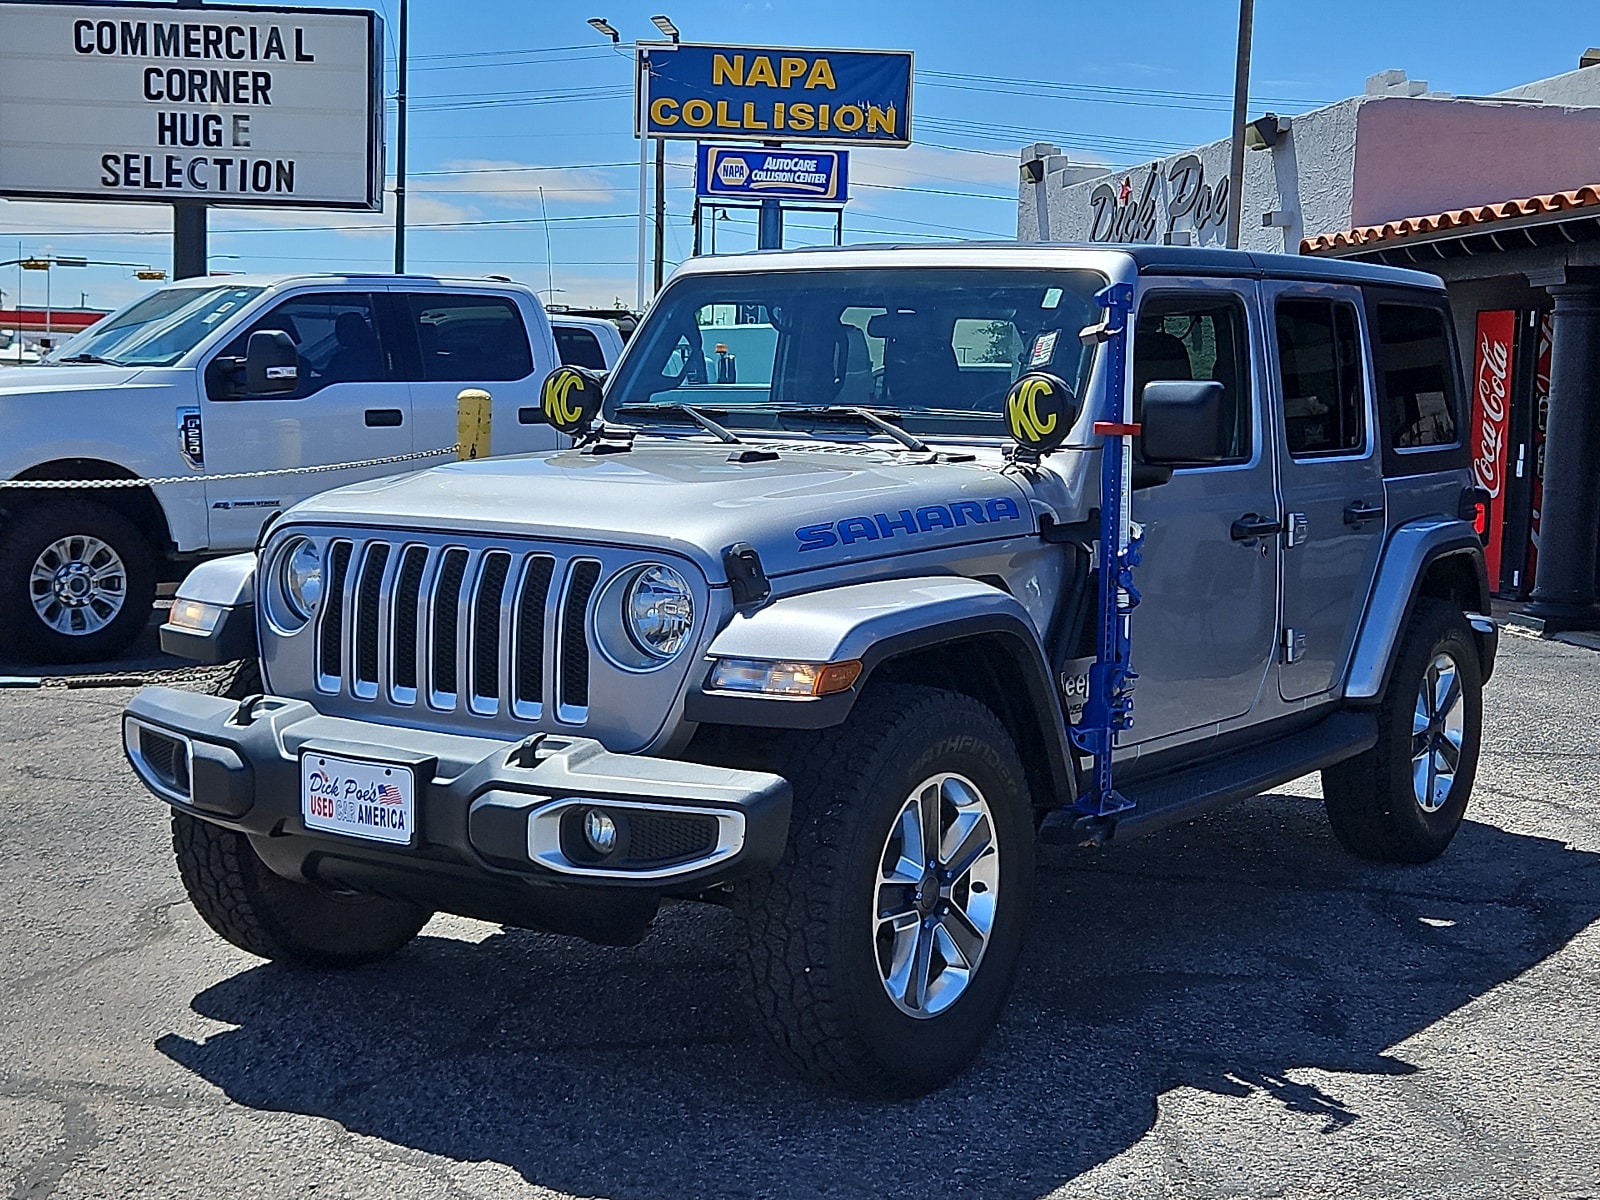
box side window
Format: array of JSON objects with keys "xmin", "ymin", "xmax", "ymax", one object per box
[
  {"xmin": 406, "ymin": 294, "xmax": 533, "ymax": 382},
  {"xmin": 1133, "ymin": 293, "xmax": 1252, "ymax": 464},
  {"xmin": 1374, "ymin": 302, "xmax": 1459, "ymax": 449},
  {"xmin": 1275, "ymin": 298, "xmax": 1366, "ymax": 457},
  {"xmin": 212, "ymin": 292, "xmax": 385, "ymax": 398},
  {"xmin": 554, "ymin": 325, "xmax": 607, "ymax": 370}
]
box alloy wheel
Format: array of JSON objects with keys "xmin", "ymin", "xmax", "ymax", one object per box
[
  {"xmin": 873, "ymin": 772, "xmax": 1001, "ymax": 1018},
  {"xmin": 1411, "ymin": 651, "xmax": 1466, "ymax": 812},
  {"xmin": 28, "ymin": 534, "xmax": 128, "ymax": 636}
]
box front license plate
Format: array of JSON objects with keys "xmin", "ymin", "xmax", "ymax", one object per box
[{"xmin": 301, "ymin": 752, "xmax": 415, "ymax": 845}]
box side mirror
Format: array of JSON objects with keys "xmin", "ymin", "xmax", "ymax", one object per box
[
  {"xmin": 1003, "ymin": 371, "xmax": 1079, "ymax": 455},
  {"xmin": 538, "ymin": 365, "xmax": 604, "ymax": 436},
  {"xmin": 244, "ymin": 330, "xmax": 299, "ymax": 395},
  {"xmin": 1141, "ymin": 380, "xmax": 1231, "ymax": 464}
]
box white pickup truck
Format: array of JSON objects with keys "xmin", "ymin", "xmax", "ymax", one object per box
[{"xmin": 0, "ymin": 273, "xmax": 621, "ymax": 664}]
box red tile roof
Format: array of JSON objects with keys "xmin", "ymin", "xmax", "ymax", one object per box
[{"xmin": 1302, "ymin": 184, "xmax": 1600, "ymax": 253}]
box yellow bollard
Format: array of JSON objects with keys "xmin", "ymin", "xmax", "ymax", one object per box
[{"xmin": 456, "ymin": 388, "xmax": 492, "ymax": 460}]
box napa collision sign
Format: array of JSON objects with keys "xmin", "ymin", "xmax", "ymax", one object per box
[
  {"xmin": 696, "ymin": 145, "xmax": 848, "ymax": 204},
  {"xmin": 641, "ymin": 44, "xmax": 912, "ymax": 146},
  {"xmin": 0, "ymin": 0, "xmax": 383, "ymax": 209}
]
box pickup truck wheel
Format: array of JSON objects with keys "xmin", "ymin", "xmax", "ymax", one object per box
[
  {"xmin": 172, "ymin": 811, "xmax": 431, "ymax": 967},
  {"xmin": 734, "ymin": 684, "xmax": 1034, "ymax": 1097},
  {"xmin": 0, "ymin": 499, "xmax": 155, "ymax": 664},
  {"xmin": 1322, "ymin": 599, "xmax": 1483, "ymax": 863}
]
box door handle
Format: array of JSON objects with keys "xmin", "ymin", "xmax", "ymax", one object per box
[
  {"xmin": 364, "ymin": 408, "xmax": 404, "ymax": 427},
  {"xmin": 1231, "ymin": 513, "xmax": 1283, "ymax": 541},
  {"xmin": 1343, "ymin": 499, "xmax": 1385, "ymax": 525}
]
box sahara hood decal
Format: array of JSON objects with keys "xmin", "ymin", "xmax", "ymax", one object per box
[{"xmin": 796, "ymin": 497, "xmax": 1023, "ymax": 552}]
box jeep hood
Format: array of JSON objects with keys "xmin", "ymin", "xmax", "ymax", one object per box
[{"xmin": 285, "ymin": 440, "xmax": 1039, "ymax": 581}]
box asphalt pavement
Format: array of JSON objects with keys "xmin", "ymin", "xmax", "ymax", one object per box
[{"xmin": 1, "ymin": 628, "xmax": 1597, "ymax": 1199}]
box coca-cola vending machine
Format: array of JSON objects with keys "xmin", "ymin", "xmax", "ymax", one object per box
[
  {"xmin": 1525, "ymin": 312, "xmax": 1553, "ymax": 592},
  {"xmin": 1470, "ymin": 311, "xmax": 1516, "ymax": 588}
]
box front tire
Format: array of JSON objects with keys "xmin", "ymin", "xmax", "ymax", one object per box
[
  {"xmin": 735, "ymin": 685, "xmax": 1035, "ymax": 1098},
  {"xmin": 1322, "ymin": 598, "xmax": 1483, "ymax": 863},
  {"xmin": 0, "ymin": 498, "xmax": 156, "ymax": 664},
  {"xmin": 172, "ymin": 812, "xmax": 431, "ymax": 967}
]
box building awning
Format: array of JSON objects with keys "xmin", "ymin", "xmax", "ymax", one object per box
[{"xmin": 1302, "ymin": 185, "xmax": 1600, "ymax": 257}]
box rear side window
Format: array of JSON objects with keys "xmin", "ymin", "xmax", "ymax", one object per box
[
  {"xmin": 1133, "ymin": 293, "xmax": 1253, "ymax": 464},
  {"xmin": 1275, "ymin": 298, "xmax": 1366, "ymax": 457},
  {"xmin": 406, "ymin": 294, "xmax": 533, "ymax": 382},
  {"xmin": 1374, "ymin": 302, "xmax": 1459, "ymax": 450},
  {"xmin": 554, "ymin": 325, "xmax": 607, "ymax": 370}
]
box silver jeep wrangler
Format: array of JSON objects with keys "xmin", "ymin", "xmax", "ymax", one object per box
[{"xmin": 124, "ymin": 244, "xmax": 1497, "ymax": 1097}]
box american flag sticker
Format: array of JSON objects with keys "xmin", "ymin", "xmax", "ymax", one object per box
[{"xmin": 376, "ymin": 782, "xmax": 404, "ymax": 806}]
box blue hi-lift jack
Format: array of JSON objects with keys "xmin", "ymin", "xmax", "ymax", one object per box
[{"xmin": 1064, "ymin": 281, "xmax": 1141, "ymax": 840}]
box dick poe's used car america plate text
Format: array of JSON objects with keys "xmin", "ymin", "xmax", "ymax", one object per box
[{"xmin": 301, "ymin": 751, "xmax": 415, "ymax": 845}]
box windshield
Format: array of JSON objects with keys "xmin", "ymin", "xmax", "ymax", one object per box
[
  {"xmin": 606, "ymin": 267, "xmax": 1105, "ymax": 436},
  {"xmin": 45, "ymin": 285, "xmax": 264, "ymax": 367}
]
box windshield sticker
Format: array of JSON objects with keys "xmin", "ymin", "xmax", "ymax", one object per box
[
  {"xmin": 176, "ymin": 406, "xmax": 203, "ymax": 469},
  {"xmin": 1042, "ymin": 287, "xmax": 1063, "ymax": 310},
  {"xmin": 796, "ymin": 497, "xmax": 1023, "ymax": 552},
  {"xmin": 1030, "ymin": 330, "xmax": 1059, "ymax": 366}
]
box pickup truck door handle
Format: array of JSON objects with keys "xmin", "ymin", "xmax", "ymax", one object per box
[
  {"xmin": 1343, "ymin": 499, "xmax": 1385, "ymax": 525},
  {"xmin": 1231, "ymin": 513, "xmax": 1283, "ymax": 541},
  {"xmin": 364, "ymin": 408, "xmax": 404, "ymax": 428}
]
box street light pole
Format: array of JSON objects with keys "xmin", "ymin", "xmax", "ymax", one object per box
[
  {"xmin": 392, "ymin": 0, "xmax": 406, "ymax": 270},
  {"xmin": 636, "ymin": 48, "xmax": 651, "ymax": 311},
  {"xmin": 1224, "ymin": 0, "xmax": 1255, "ymax": 249}
]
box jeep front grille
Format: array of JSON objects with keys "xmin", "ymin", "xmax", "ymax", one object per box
[{"xmin": 311, "ymin": 538, "xmax": 607, "ymax": 726}]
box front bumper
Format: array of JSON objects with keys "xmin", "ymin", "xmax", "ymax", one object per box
[{"xmin": 123, "ymin": 685, "xmax": 791, "ymax": 910}]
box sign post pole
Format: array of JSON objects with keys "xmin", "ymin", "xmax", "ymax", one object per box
[
  {"xmin": 757, "ymin": 198, "xmax": 782, "ymax": 250},
  {"xmin": 636, "ymin": 49, "xmax": 650, "ymax": 311},
  {"xmin": 172, "ymin": 0, "xmax": 206, "ymax": 278}
]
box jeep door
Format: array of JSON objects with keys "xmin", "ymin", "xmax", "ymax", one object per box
[
  {"xmin": 1128, "ymin": 279, "xmax": 1279, "ymax": 743},
  {"xmin": 201, "ymin": 290, "xmax": 409, "ymax": 550},
  {"xmin": 1263, "ymin": 281, "xmax": 1385, "ymax": 701}
]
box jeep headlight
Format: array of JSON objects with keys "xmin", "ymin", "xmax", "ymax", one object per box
[
  {"xmin": 278, "ymin": 537, "xmax": 323, "ymax": 623},
  {"xmin": 596, "ymin": 563, "xmax": 694, "ymax": 670}
]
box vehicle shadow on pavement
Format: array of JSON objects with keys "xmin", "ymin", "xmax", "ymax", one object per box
[{"xmin": 156, "ymin": 794, "xmax": 1600, "ymax": 1200}]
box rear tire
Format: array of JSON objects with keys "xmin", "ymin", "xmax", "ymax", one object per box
[
  {"xmin": 734, "ymin": 684, "xmax": 1035, "ymax": 1098},
  {"xmin": 0, "ymin": 498, "xmax": 156, "ymax": 664},
  {"xmin": 1322, "ymin": 599, "xmax": 1483, "ymax": 863}
]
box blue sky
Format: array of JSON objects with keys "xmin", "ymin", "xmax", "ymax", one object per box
[{"xmin": 3, "ymin": 0, "xmax": 1598, "ymax": 314}]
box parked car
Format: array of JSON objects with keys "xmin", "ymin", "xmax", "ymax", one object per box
[
  {"xmin": 123, "ymin": 243, "xmax": 1496, "ymax": 1097},
  {"xmin": 0, "ymin": 273, "xmax": 621, "ymax": 663},
  {"xmin": 550, "ymin": 313, "xmax": 625, "ymax": 372}
]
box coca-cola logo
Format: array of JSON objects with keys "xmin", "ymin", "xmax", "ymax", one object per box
[{"xmin": 1473, "ymin": 331, "xmax": 1510, "ymax": 499}]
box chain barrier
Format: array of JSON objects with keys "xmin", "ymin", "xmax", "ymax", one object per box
[{"xmin": 0, "ymin": 446, "xmax": 462, "ymax": 490}]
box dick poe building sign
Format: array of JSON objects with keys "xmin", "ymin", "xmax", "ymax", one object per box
[
  {"xmin": 0, "ymin": 0, "xmax": 382, "ymax": 209},
  {"xmin": 642, "ymin": 44, "xmax": 912, "ymax": 146}
]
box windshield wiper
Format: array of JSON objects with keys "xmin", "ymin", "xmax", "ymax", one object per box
[
  {"xmin": 778, "ymin": 406, "xmax": 930, "ymax": 453},
  {"xmin": 615, "ymin": 402, "xmax": 743, "ymax": 445},
  {"xmin": 54, "ymin": 353, "xmax": 123, "ymax": 366}
]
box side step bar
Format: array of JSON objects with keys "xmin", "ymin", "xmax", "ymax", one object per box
[{"xmin": 1040, "ymin": 710, "xmax": 1378, "ymax": 845}]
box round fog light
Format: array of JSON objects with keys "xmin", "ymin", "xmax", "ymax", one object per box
[{"xmin": 583, "ymin": 809, "xmax": 618, "ymax": 855}]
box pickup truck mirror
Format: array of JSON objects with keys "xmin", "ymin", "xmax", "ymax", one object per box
[
  {"xmin": 1002, "ymin": 371, "xmax": 1078, "ymax": 455},
  {"xmin": 1141, "ymin": 379, "xmax": 1230, "ymax": 465},
  {"xmin": 538, "ymin": 365, "xmax": 604, "ymax": 435},
  {"xmin": 244, "ymin": 330, "xmax": 300, "ymax": 396}
]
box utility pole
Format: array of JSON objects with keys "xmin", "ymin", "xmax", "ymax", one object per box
[
  {"xmin": 172, "ymin": 0, "xmax": 207, "ymax": 278},
  {"xmin": 653, "ymin": 136, "xmax": 666, "ymax": 291},
  {"xmin": 394, "ymin": 0, "xmax": 409, "ymax": 272},
  {"xmin": 1224, "ymin": 0, "xmax": 1255, "ymax": 249}
]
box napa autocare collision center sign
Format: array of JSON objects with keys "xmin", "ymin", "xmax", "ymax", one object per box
[
  {"xmin": 696, "ymin": 145, "xmax": 848, "ymax": 203},
  {"xmin": 0, "ymin": 0, "xmax": 382, "ymax": 209},
  {"xmin": 642, "ymin": 44, "xmax": 912, "ymax": 145}
]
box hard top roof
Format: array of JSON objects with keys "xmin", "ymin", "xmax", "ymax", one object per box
[{"xmin": 676, "ymin": 241, "xmax": 1444, "ymax": 291}]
